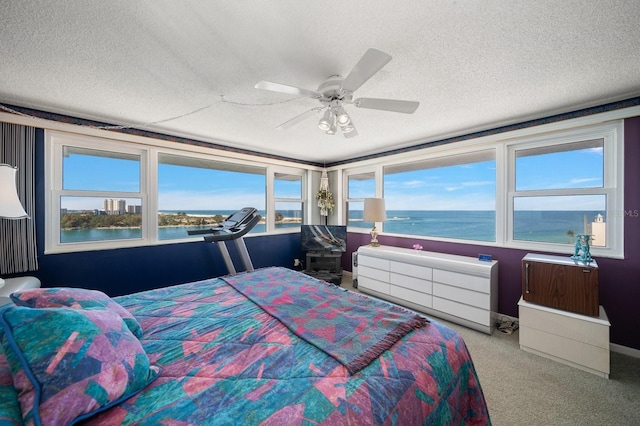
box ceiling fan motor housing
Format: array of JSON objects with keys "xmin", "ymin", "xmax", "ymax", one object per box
[{"xmin": 318, "ymin": 75, "xmax": 352, "ymax": 104}]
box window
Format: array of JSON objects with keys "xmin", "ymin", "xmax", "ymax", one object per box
[
  {"xmin": 158, "ymin": 154, "xmax": 266, "ymax": 240},
  {"xmin": 273, "ymin": 171, "xmax": 304, "ymax": 229},
  {"xmin": 46, "ymin": 130, "xmax": 307, "ymax": 253},
  {"xmin": 383, "ymin": 151, "xmax": 496, "ymax": 242},
  {"xmin": 47, "ymin": 137, "xmax": 147, "ymax": 251},
  {"xmin": 341, "ymin": 120, "xmax": 623, "ymax": 258},
  {"xmin": 508, "ymin": 122, "xmax": 623, "ymax": 256},
  {"xmin": 59, "ymin": 146, "xmax": 142, "ymax": 243},
  {"xmin": 345, "ymin": 170, "xmax": 376, "ymax": 229},
  {"xmin": 513, "ymin": 139, "xmax": 605, "ymax": 245},
  {"xmin": 60, "ymin": 196, "xmax": 143, "ymax": 242}
]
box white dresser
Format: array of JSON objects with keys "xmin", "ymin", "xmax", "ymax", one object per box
[
  {"xmin": 357, "ymin": 245, "xmax": 498, "ymax": 334},
  {"xmin": 518, "ymin": 297, "xmax": 610, "ymax": 378}
]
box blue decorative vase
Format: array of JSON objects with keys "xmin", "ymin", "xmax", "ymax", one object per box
[{"xmin": 571, "ymin": 234, "xmax": 592, "ymax": 263}]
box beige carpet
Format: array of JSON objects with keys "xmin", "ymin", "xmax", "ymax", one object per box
[{"xmin": 342, "ymin": 277, "xmax": 640, "ymax": 425}]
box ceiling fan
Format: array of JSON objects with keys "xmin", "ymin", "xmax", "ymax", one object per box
[{"xmin": 255, "ymin": 48, "xmax": 420, "ymax": 138}]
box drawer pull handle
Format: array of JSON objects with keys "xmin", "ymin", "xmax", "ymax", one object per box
[
  {"xmin": 525, "ymin": 263, "xmax": 530, "ymax": 294},
  {"xmin": 582, "ymin": 269, "xmax": 591, "ymax": 273}
]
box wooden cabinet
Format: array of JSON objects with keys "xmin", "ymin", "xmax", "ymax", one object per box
[
  {"xmin": 522, "ymin": 253, "xmax": 598, "ymax": 316},
  {"xmin": 357, "ymin": 245, "xmax": 498, "ymax": 334}
]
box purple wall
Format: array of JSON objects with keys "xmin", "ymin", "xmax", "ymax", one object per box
[{"xmin": 346, "ymin": 116, "xmax": 640, "ymax": 351}]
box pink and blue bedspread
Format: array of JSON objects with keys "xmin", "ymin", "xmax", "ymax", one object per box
[{"xmin": 1, "ymin": 267, "xmax": 490, "ymax": 425}]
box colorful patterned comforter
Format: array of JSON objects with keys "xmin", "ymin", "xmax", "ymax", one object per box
[{"xmin": 1, "ymin": 267, "xmax": 490, "ymax": 425}]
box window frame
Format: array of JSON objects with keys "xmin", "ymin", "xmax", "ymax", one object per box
[
  {"xmin": 506, "ymin": 121, "xmax": 623, "ymax": 257},
  {"xmin": 382, "ymin": 148, "xmax": 498, "ymax": 243},
  {"xmin": 344, "ymin": 166, "xmax": 381, "ymax": 232},
  {"xmin": 268, "ymin": 165, "xmax": 306, "ymax": 232},
  {"xmin": 340, "ymin": 120, "xmax": 624, "ymax": 258},
  {"xmin": 46, "ymin": 131, "xmax": 150, "ymax": 253}
]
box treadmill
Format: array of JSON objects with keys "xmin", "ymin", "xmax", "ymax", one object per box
[{"xmin": 187, "ymin": 207, "xmax": 261, "ymax": 274}]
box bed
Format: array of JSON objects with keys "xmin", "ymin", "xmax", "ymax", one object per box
[{"xmin": 1, "ymin": 266, "xmax": 490, "ymax": 425}]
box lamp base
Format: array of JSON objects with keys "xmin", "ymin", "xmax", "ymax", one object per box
[{"xmin": 369, "ymin": 225, "xmax": 380, "ymax": 247}]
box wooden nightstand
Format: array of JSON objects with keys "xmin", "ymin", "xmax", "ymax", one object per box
[{"xmin": 0, "ymin": 276, "xmax": 41, "ymax": 306}]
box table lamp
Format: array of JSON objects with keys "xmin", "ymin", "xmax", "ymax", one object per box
[
  {"xmin": 0, "ymin": 164, "xmax": 29, "ymax": 287},
  {"xmin": 363, "ymin": 198, "xmax": 386, "ymax": 247}
]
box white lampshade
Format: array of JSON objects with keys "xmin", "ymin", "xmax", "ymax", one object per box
[
  {"xmin": 363, "ymin": 198, "xmax": 386, "ymax": 222},
  {"xmin": 0, "ymin": 164, "xmax": 28, "ymax": 219}
]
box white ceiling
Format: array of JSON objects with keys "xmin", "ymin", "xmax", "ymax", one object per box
[{"xmin": 1, "ymin": 1, "xmax": 639, "ymax": 165}]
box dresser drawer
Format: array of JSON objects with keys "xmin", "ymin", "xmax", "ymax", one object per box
[
  {"xmin": 433, "ymin": 282, "xmax": 490, "ymax": 310},
  {"xmin": 358, "ymin": 255, "xmax": 390, "ymax": 271},
  {"xmin": 390, "ymin": 285, "xmax": 432, "ymax": 308},
  {"xmin": 520, "ymin": 326, "xmax": 609, "ymax": 375},
  {"xmin": 433, "ymin": 269, "xmax": 490, "ymax": 293},
  {"xmin": 433, "ymin": 296, "xmax": 490, "ymax": 326},
  {"xmin": 519, "ymin": 303, "xmax": 609, "ymax": 349},
  {"xmin": 359, "ymin": 265, "xmax": 389, "ymax": 283},
  {"xmin": 390, "ymin": 261, "xmax": 432, "ymax": 280},
  {"xmin": 390, "ymin": 272, "xmax": 432, "ymax": 294},
  {"xmin": 359, "ymin": 276, "xmax": 390, "ymax": 295}
]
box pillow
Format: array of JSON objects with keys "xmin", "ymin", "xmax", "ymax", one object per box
[
  {"xmin": 10, "ymin": 287, "xmax": 143, "ymax": 338},
  {"xmin": 0, "ymin": 306, "xmax": 160, "ymax": 426}
]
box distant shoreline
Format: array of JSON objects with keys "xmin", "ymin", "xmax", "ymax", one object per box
[{"xmin": 61, "ymin": 212, "xmax": 300, "ymax": 231}]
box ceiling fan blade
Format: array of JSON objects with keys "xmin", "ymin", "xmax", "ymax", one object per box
[
  {"xmin": 341, "ymin": 48, "xmax": 392, "ymax": 92},
  {"xmin": 353, "ymin": 97, "xmax": 419, "ymax": 114},
  {"xmin": 276, "ymin": 108, "xmax": 322, "ymax": 130},
  {"xmin": 255, "ymin": 81, "xmax": 321, "ymax": 99}
]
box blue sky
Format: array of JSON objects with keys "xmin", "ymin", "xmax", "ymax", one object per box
[{"xmin": 62, "ymin": 146, "xmax": 604, "ymax": 211}]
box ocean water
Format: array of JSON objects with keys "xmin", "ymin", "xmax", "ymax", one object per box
[
  {"xmin": 350, "ymin": 210, "xmax": 603, "ymax": 243},
  {"xmin": 60, "ymin": 210, "xmax": 604, "ymax": 244}
]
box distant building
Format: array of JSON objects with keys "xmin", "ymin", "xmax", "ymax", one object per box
[
  {"xmin": 590, "ymin": 214, "xmax": 606, "ymax": 247},
  {"xmin": 104, "ymin": 199, "xmax": 127, "ymax": 215},
  {"xmin": 126, "ymin": 205, "xmax": 142, "ymax": 214}
]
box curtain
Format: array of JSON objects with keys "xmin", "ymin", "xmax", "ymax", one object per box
[{"xmin": 0, "ymin": 122, "xmax": 38, "ymax": 274}]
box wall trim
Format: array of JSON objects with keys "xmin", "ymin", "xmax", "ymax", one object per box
[
  {"xmin": 2, "ymin": 97, "xmax": 639, "ymax": 169},
  {"xmin": 329, "ymin": 97, "xmax": 640, "ymax": 169},
  {"xmin": 610, "ymin": 343, "xmax": 640, "ymax": 359}
]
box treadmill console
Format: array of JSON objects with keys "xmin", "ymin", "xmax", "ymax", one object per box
[
  {"xmin": 221, "ymin": 207, "xmax": 260, "ymax": 231},
  {"xmin": 187, "ymin": 207, "xmax": 261, "ymax": 241}
]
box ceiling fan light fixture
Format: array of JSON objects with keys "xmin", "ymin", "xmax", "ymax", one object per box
[
  {"xmin": 340, "ymin": 123, "xmax": 355, "ymax": 133},
  {"xmin": 325, "ymin": 112, "xmax": 337, "ymax": 134},
  {"xmin": 335, "ymin": 108, "xmax": 351, "ymax": 125},
  {"xmin": 318, "ymin": 110, "xmax": 332, "ymax": 131}
]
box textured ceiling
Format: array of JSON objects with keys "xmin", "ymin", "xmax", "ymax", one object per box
[{"xmin": 1, "ymin": 1, "xmax": 639, "ymax": 164}]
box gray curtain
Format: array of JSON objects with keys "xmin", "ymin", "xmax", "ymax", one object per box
[{"xmin": 1, "ymin": 122, "xmax": 38, "ymax": 274}]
